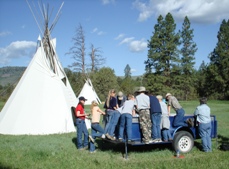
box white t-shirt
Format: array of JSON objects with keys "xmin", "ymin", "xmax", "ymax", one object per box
[{"xmin": 121, "ymin": 100, "xmax": 135, "ymax": 115}]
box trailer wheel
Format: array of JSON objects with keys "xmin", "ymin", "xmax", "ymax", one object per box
[{"xmin": 172, "ymin": 131, "xmax": 194, "ymax": 153}]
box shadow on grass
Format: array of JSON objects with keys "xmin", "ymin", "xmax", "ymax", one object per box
[
  {"xmin": 0, "ymin": 162, "xmax": 12, "ymax": 169},
  {"xmin": 72, "ymin": 137, "xmax": 77, "ymax": 149},
  {"xmin": 194, "ymin": 140, "xmax": 202, "ymax": 151},
  {"xmin": 96, "ymin": 139, "xmax": 174, "ymax": 154},
  {"xmin": 71, "ymin": 137, "xmax": 174, "ymax": 157},
  {"xmin": 218, "ymin": 135, "xmax": 229, "ymax": 151},
  {"xmin": 194, "ymin": 134, "xmax": 229, "ymax": 151}
]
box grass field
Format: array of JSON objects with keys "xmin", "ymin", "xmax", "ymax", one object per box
[{"xmin": 0, "ymin": 100, "xmax": 229, "ymax": 169}]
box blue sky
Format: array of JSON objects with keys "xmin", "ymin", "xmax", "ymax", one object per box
[{"xmin": 0, "ymin": 0, "xmax": 229, "ymax": 76}]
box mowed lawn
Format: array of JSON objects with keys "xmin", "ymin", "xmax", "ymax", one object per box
[{"xmin": 0, "ymin": 100, "xmax": 229, "ymax": 169}]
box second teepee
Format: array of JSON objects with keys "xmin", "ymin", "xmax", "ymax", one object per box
[{"xmin": 78, "ymin": 78, "xmax": 101, "ymax": 105}]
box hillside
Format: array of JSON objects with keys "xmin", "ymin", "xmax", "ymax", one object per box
[
  {"xmin": 0, "ymin": 67, "xmax": 26, "ymax": 86},
  {"xmin": 0, "ymin": 66, "xmax": 143, "ymax": 86}
]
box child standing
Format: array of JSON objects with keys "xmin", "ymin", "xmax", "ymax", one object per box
[
  {"xmin": 156, "ymin": 95, "xmax": 172, "ymax": 142},
  {"xmin": 118, "ymin": 94, "xmax": 136, "ymax": 142},
  {"xmin": 75, "ymin": 96, "xmax": 90, "ymax": 150},
  {"xmin": 89, "ymin": 100, "xmax": 106, "ymax": 153}
]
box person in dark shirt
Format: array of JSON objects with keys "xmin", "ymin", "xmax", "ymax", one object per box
[
  {"xmin": 103, "ymin": 89, "xmax": 120, "ymax": 140},
  {"xmin": 149, "ymin": 93, "xmax": 162, "ymax": 142}
]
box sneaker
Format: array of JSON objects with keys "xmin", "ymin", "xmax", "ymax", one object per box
[
  {"xmin": 105, "ymin": 133, "xmax": 116, "ymax": 140},
  {"xmin": 149, "ymin": 140, "xmax": 153, "ymax": 143},
  {"xmin": 82, "ymin": 146, "xmax": 88, "ymax": 150},
  {"xmin": 90, "ymin": 150, "xmax": 96, "ymax": 153},
  {"xmin": 89, "ymin": 135, "xmax": 95, "ymax": 143},
  {"xmin": 101, "ymin": 134, "xmax": 106, "ymax": 139},
  {"xmin": 157, "ymin": 139, "xmax": 162, "ymax": 143},
  {"xmin": 110, "ymin": 136, "xmax": 116, "ymax": 141},
  {"xmin": 127, "ymin": 140, "xmax": 134, "ymax": 143},
  {"xmin": 105, "ymin": 133, "xmax": 111, "ymax": 139},
  {"xmin": 118, "ymin": 138, "xmax": 123, "ymax": 142},
  {"xmin": 151, "ymin": 139, "xmax": 158, "ymax": 143}
]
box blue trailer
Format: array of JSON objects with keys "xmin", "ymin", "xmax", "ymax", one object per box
[{"xmin": 103, "ymin": 114, "xmax": 217, "ymax": 158}]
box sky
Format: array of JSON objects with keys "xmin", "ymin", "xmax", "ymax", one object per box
[{"xmin": 0, "ymin": 0, "xmax": 229, "ymax": 76}]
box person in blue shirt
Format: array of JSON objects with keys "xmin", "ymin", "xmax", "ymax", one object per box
[
  {"xmin": 194, "ymin": 97, "xmax": 212, "ymax": 152},
  {"xmin": 148, "ymin": 93, "xmax": 162, "ymax": 142}
]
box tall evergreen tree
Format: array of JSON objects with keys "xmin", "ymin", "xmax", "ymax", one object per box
[
  {"xmin": 145, "ymin": 15, "xmax": 164, "ymax": 74},
  {"xmin": 145, "ymin": 13, "xmax": 180, "ymax": 89},
  {"xmin": 196, "ymin": 61, "xmax": 207, "ymax": 97},
  {"xmin": 124, "ymin": 64, "xmax": 131, "ymax": 78},
  {"xmin": 208, "ymin": 19, "xmax": 229, "ymax": 99},
  {"xmin": 179, "ymin": 16, "xmax": 197, "ymax": 100}
]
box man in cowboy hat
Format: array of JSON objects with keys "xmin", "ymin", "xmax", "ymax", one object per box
[
  {"xmin": 135, "ymin": 86, "xmax": 152, "ymax": 144},
  {"xmin": 165, "ymin": 93, "xmax": 193, "ymax": 127}
]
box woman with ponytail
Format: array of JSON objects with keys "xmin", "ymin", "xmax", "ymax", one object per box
[
  {"xmin": 88, "ymin": 100, "xmax": 106, "ymax": 153},
  {"xmin": 103, "ymin": 89, "xmax": 120, "ymax": 140}
]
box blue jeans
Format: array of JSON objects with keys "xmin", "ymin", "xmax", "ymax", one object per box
[
  {"xmin": 173, "ymin": 108, "xmax": 188, "ymax": 127},
  {"xmin": 151, "ymin": 112, "xmax": 162, "ymax": 139},
  {"xmin": 199, "ymin": 122, "xmax": 212, "ymax": 152},
  {"xmin": 162, "ymin": 129, "xmax": 172, "ymax": 141},
  {"xmin": 119, "ymin": 113, "xmax": 132, "ymax": 140},
  {"xmin": 104, "ymin": 110, "xmax": 120, "ymax": 136},
  {"xmin": 104, "ymin": 110, "xmax": 114, "ymax": 134},
  {"xmin": 108, "ymin": 110, "xmax": 120, "ymax": 136},
  {"xmin": 76, "ymin": 118, "xmax": 89, "ymax": 149},
  {"xmin": 90, "ymin": 123, "xmax": 104, "ymax": 152}
]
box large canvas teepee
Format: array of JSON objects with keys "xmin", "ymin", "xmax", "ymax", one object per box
[
  {"xmin": 78, "ymin": 78, "xmax": 101, "ymax": 105},
  {"xmin": 0, "ymin": 2, "xmax": 78, "ymax": 135}
]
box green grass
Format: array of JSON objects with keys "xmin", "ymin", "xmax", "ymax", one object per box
[{"xmin": 0, "ymin": 101, "xmax": 229, "ymax": 169}]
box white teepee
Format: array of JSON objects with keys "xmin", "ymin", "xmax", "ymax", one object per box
[
  {"xmin": 0, "ymin": 2, "xmax": 78, "ymax": 135},
  {"xmin": 78, "ymin": 78, "xmax": 101, "ymax": 105}
]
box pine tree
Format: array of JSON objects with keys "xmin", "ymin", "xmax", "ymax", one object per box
[
  {"xmin": 145, "ymin": 13, "xmax": 180, "ymax": 89},
  {"xmin": 195, "ymin": 61, "xmax": 207, "ymax": 97},
  {"xmin": 179, "ymin": 16, "xmax": 197, "ymax": 100},
  {"xmin": 207, "ymin": 19, "xmax": 229, "ymax": 99},
  {"xmin": 124, "ymin": 64, "xmax": 131, "ymax": 78}
]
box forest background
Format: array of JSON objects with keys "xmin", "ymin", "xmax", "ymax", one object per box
[{"xmin": 0, "ymin": 13, "xmax": 228, "ymax": 103}]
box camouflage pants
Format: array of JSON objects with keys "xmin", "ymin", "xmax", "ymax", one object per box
[{"xmin": 139, "ymin": 109, "xmax": 152, "ymax": 142}]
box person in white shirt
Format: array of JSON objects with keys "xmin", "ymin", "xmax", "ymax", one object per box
[{"xmin": 118, "ymin": 94, "xmax": 136, "ymax": 142}]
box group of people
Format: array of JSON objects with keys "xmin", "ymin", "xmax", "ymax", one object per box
[
  {"xmin": 135, "ymin": 87, "xmax": 172, "ymax": 144},
  {"xmin": 74, "ymin": 86, "xmax": 212, "ymax": 153}
]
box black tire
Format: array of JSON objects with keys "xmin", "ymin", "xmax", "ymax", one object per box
[{"xmin": 172, "ymin": 131, "xmax": 194, "ymax": 153}]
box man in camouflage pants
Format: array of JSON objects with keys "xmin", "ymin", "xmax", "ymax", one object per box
[{"xmin": 135, "ymin": 87, "xmax": 152, "ymax": 144}]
